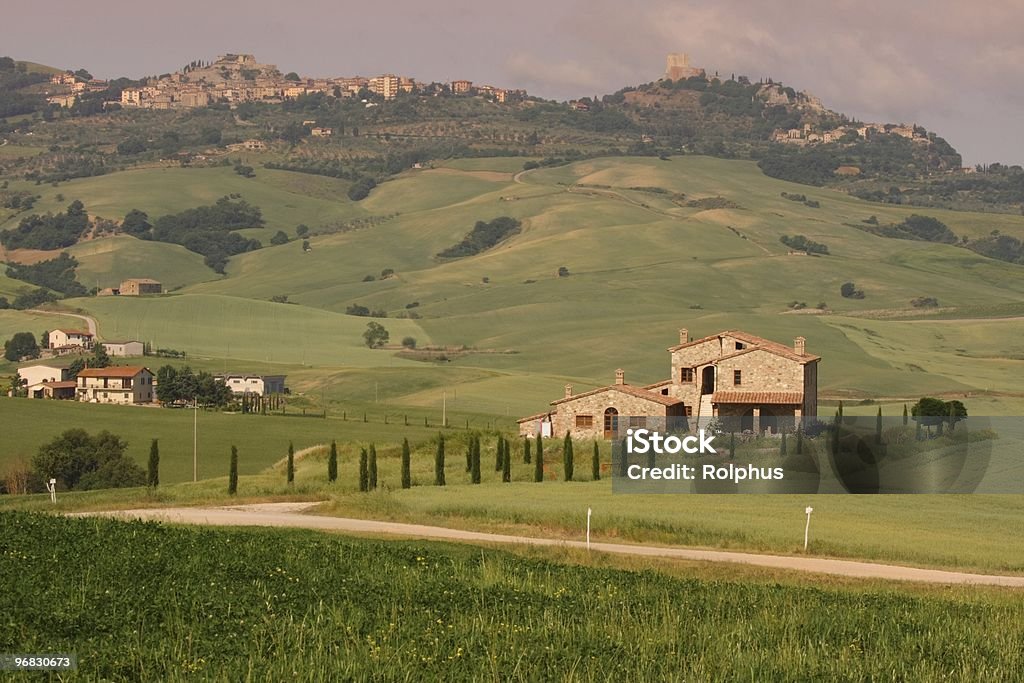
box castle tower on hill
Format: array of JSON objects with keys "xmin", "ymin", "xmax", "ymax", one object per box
[{"xmin": 665, "ymin": 53, "xmax": 705, "ymax": 81}]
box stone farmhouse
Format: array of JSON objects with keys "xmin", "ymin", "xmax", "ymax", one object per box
[
  {"xmin": 119, "ymin": 278, "xmax": 162, "ymax": 296},
  {"xmin": 518, "ymin": 329, "xmax": 819, "ymax": 440},
  {"xmin": 76, "ymin": 366, "xmax": 155, "ymax": 405}
]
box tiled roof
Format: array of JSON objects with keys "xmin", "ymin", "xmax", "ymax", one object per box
[
  {"xmin": 56, "ymin": 329, "xmax": 93, "ymax": 336},
  {"xmin": 551, "ymin": 384, "xmax": 683, "ymax": 407},
  {"xmin": 77, "ymin": 366, "xmax": 150, "ymax": 378},
  {"xmin": 516, "ymin": 411, "xmax": 551, "ymax": 423},
  {"xmin": 668, "ymin": 330, "xmax": 819, "ymax": 364},
  {"xmin": 712, "ymin": 391, "xmax": 804, "ymax": 405},
  {"xmin": 643, "ymin": 379, "xmax": 673, "ymax": 389},
  {"xmin": 44, "ymin": 381, "xmax": 78, "ymax": 389}
]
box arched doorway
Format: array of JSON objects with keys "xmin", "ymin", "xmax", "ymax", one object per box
[
  {"xmin": 740, "ymin": 408, "xmax": 754, "ymax": 433},
  {"xmin": 701, "ymin": 366, "xmax": 715, "ymax": 395},
  {"xmin": 603, "ymin": 407, "xmax": 619, "ymax": 439}
]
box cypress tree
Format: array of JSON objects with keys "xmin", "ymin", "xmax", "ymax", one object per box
[
  {"xmin": 471, "ymin": 435, "xmax": 481, "ymax": 484},
  {"xmin": 563, "ymin": 432, "xmax": 574, "ymax": 481},
  {"xmin": 915, "ymin": 420, "xmax": 922, "ymax": 440},
  {"xmin": 502, "ymin": 438, "xmax": 511, "ymax": 482},
  {"xmin": 359, "ymin": 448, "xmax": 369, "ymax": 492},
  {"xmin": 369, "ymin": 444, "xmax": 378, "ymax": 489},
  {"xmin": 287, "ymin": 442, "xmax": 295, "ymax": 485},
  {"xmin": 465, "ymin": 437, "xmax": 473, "ymax": 472},
  {"xmin": 592, "ymin": 441, "xmax": 600, "ymax": 481},
  {"xmin": 728, "ymin": 432, "xmax": 735, "ymax": 459},
  {"xmin": 780, "ymin": 431, "xmax": 787, "ymax": 456},
  {"xmin": 401, "ymin": 438, "xmax": 411, "ymax": 489},
  {"xmin": 434, "ymin": 434, "xmax": 446, "ymax": 486},
  {"xmin": 328, "ymin": 440, "xmax": 338, "ymax": 482},
  {"xmin": 534, "ymin": 434, "xmax": 544, "ymax": 482},
  {"xmin": 796, "ymin": 428, "xmax": 803, "ymax": 455},
  {"xmin": 228, "ymin": 445, "xmax": 238, "ymax": 495},
  {"xmin": 903, "ymin": 403, "xmax": 909, "ymax": 426},
  {"xmin": 147, "ymin": 439, "xmax": 159, "ymax": 488},
  {"xmin": 837, "ymin": 401, "xmax": 844, "ymax": 424},
  {"xmin": 876, "ymin": 406, "xmax": 883, "ymax": 444},
  {"xmin": 495, "ymin": 435, "xmax": 503, "ymax": 471},
  {"xmin": 523, "ymin": 437, "xmax": 531, "ymax": 464}
]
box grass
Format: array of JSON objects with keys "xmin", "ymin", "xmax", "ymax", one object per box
[
  {"xmin": 3, "ymin": 512, "xmax": 1023, "ymax": 681},
  {"xmin": 66, "ymin": 236, "xmax": 218, "ymax": 291},
  {"xmin": 5, "ymin": 426, "xmax": 1024, "ymax": 574}
]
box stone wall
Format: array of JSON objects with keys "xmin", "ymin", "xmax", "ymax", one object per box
[{"xmin": 551, "ymin": 388, "xmax": 672, "ymax": 440}]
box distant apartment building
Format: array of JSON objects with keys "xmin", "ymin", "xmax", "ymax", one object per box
[
  {"xmin": 243, "ymin": 139, "xmax": 267, "ymax": 151},
  {"xmin": 216, "ymin": 374, "xmax": 287, "ymax": 396},
  {"xmin": 50, "ymin": 72, "xmax": 77, "ymax": 85},
  {"xmin": 369, "ymin": 74, "xmax": 400, "ymax": 100},
  {"xmin": 451, "ymin": 80, "xmax": 473, "ymax": 94},
  {"xmin": 76, "ymin": 366, "xmax": 155, "ymax": 405},
  {"xmin": 310, "ymin": 127, "xmax": 333, "ymax": 137},
  {"xmin": 119, "ymin": 278, "xmax": 162, "ymax": 296}
]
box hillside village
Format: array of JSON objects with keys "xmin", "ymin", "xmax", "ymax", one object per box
[{"xmin": 45, "ymin": 53, "xmax": 527, "ymax": 113}]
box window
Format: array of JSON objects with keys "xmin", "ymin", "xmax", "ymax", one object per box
[
  {"xmin": 661, "ymin": 388, "xmax": 669, "ymax": 395},
  {"xmin": 735, "ymin": 342, "xmax": 745, "ymax": 350},
  {"xmin": 629, "ymin": 416, "xmax": 646, "ymax": 428},
  {"xmin": 734, "ymin": 370, "xmax": 742, "ymax": 385},
  {"xmin": 684, "ymin": 405, "xmax": 693, "ymax": 417},
  {"xmin": 681, "ymin": 368, "xmax": 694, "ymax": 382},
  {"xmin": 575, "ymin": 415, "xmax": 593, "ymax": 428}
]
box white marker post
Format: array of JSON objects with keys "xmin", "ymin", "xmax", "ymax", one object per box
[
  {"xmin": 47, "ymin": 478, "xmax": 57, "ymax": 504},
  {"xmin": 586, "ymin": 507, "xmax": 592, "ymax": 551},
  {"xmin": 804, "ymin": 506, "xmax": 814, "ymax": 552}
]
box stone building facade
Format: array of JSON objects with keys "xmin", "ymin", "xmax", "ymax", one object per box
[{"xmin": 518, "ymin": 329, "xmax": 820, "ymax": 440}]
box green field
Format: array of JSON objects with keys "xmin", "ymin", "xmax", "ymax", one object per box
[
  {"xmin": 3, "ymin": 512, "xmax": 1022, "ymax": 681},
  {"xmin": 67, "ymin": 236, "xmax": 218, "ymax": 290}
]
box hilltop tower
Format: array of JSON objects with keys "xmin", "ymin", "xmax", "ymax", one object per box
[{"xmin": 665, "ymin": 53, "xmax": 704, "ymax": 81}]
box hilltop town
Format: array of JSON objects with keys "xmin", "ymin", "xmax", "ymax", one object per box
[{"xmin": 46, "ymin": 53, "xmax": 527, "ymax": 112}]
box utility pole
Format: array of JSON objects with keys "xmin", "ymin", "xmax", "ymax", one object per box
[{"xmin": 193, "ymin": 400, "xmax": 198, "ymax": 482}]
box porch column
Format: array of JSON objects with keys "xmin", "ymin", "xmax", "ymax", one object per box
[{"xmin": 752, "ymin": 407, "xmax": 761, "ymax": 434}]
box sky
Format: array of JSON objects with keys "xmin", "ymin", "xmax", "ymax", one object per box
[{"xmin": 5, "ymin": 0, "xmax": 1021, "ymax": 165}]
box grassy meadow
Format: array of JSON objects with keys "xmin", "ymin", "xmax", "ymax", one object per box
[{"xmin": 3, "ymin": 512, "xmax": 1023, "ymax": 681}]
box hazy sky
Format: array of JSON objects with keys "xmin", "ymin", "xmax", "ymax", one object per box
[{"xmin": 6, "ymin": 0, "xmax": 1021, "ymax": 164}]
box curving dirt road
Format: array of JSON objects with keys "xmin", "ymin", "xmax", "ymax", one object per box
[
  {"xmin": 27, "ymin": 309, "xmax": 98, "ymax": 336},
  {"xmin": 82, "ymin": 503, "xmax": 1024, "ymax": 587}
]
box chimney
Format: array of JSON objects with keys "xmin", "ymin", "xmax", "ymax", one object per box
[
  {"xmin": 564, "ymin": 384, "xmax": 573, "ymax": 399},
  {"xmin": 615, "ymin": 368, "xmax": 625, "ymax": 385},
  {"xmin": 679, "ymin": 328, "xmax": 689, "ymax": 345},
  {"xmin": 794, "ymin": 336, "xmax": 806, "ymax": 356}
]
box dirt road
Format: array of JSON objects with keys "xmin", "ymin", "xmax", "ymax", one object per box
[
  {"xmin": 27, "ymin": 309, "xmax": 98, "ymax": 336},
  {"xmin": 82, "ymin": 503, "xmax": 1024, "ymax": 587}
]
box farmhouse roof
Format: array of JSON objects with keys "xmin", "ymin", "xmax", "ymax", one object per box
[
  {"xmin": 712, "ymin": 391, "xmax": 804, "ymax": 405},
  {"xmin": 668, "ymin": 330, "xmax": 819, "ymax": 364},
  {"xmin": 550, "ymin": 383, "xmax": 683, "ymax": 408},
  {"xmin": 43, "ymin": 380, "xmax": 78, "ymax": 389},
  {"xmin": 56, "ymin": 329, "xmax": 93, "ymax": 336},
  {"xmin": 516, "ymin": 411, "xmax": 551, "ymax": 424},
  {"xmin": 77, "ymin": 366, "xmax": 151, "ymax": 378},
  {"xmin": 122, "ymin": 278, "xmax": 161, "ymax": 284}
]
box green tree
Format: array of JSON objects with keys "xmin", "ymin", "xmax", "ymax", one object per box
[
  {"xmin": 563, "ymin": 432, "xmax": 574, "ymax": 481},
  {"xmin": 903, "ymin": 403, "xmax": 909, "ymax": 426},
  {"xmin": 434, "ymin": 434, "xmax": 446, "ymax": 486},
  {"xmin": 147, "ymin": 439, "xmax": 159, "ymax": 488},
  {"xmin": 328, "ymin": 439, "xmax": 338, "ymax": 482},
  {"xmin": 592, "ymin": 442, "xmax": 600, "ymax": 481},
  {"xmin": 4, "ymin": 331, "xmax": 40, "ymax": 361},
  {"xmin": 287, "ymin": 442, "xmax": 295, "ymax": 485},
  {"xmin": 363, "ymin": 322, "xmax": 389, "ymax": 348},
  {"xmin": 121, "ymin": 209, "xmax": 151, "ymax": 237},
  {"xmin": 228, "ymin": 445, "xmax": 238, "ymax": 495},
  {"xmin": 876, "ymin": 407, "xmax": 883, "ymax": 445},
  {"xmin": 270, "ymin": 230, "xmax": 289, "ymax": 245},
  {"xmin": 369, "ymin": 444, "xmax": 378, "ymax": 489},
  {"xmin": 523, "ymin": 437, "xmax": 531, "ymax": 464},
  {"xmin": 359, "ymin": 448, "xmax": 369, "ymax": 492},
  {"xmin": 471, "ymin": 435, "xmax": 481, "ymax": 484},
  {"xmin": 401, "ymin": 438, "xmax": 411, "ymax": 489},
  {"xmin": 295, "ymin": 224, "xmax": 310, "ymax": 237},
  {"xmin": 780, "ymin": 431, "xmax": 788, "ymax": 456},
  {"xmin": 495, "ymin": 435, "xmax": 503, "ymax": 471},
  {"xmin": 502, "ymin": 438, "xmax": 511, "ymax": 483},
  {"xmin": 32, "ymin": 429, "xmax": 143, "ymax": 491},
  {"xmin": 534, "ymin": 435, "xmax": 544, "ymax": 482},
  {"xmin": 796, "ymin": 428, "xmax": 803, "ymax": 455},
  {"xmin": 284, "ymin": 72, "xmax": 301, "ymax": 82}
]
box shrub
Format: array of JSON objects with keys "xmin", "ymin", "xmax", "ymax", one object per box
[
  {"xmin": 328, "ymin": 440, "xmax": 338, "ymax": 482},
  {"xmin": 434, "ymin": 434, "xmax": 446, "ymax": 486},
  {"xmin": 401, "ymin": 438, "xmax": 411, "ymax": 488},
  {"xmin": 401, "ymin": 336, "xmax": 417, "ymax": 349}
]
